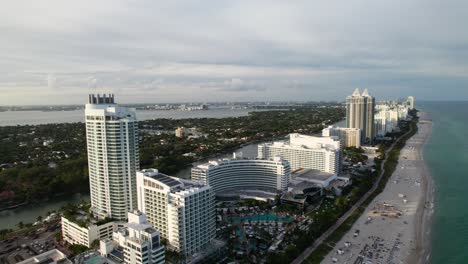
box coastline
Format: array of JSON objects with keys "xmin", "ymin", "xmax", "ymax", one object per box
[
  {"xmin": 411, "ymin": 112, "xmax": 434, "ymax": 264},
  {"xmin": 322, "ymin": 113, "xmax": 433, "ymax": 264}
]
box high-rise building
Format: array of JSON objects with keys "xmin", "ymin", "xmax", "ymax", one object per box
[
  {"xmin": 374, "ymin": 103, "xmax": 410, "ymax": 137},
  {"xmin": 100, "ymin": 211, "xmax": 165, "ymax": 264},
  {"xmin": 322, "ymin": 126, "xmax": 361, "ymax": 148},
  {"xmin": 191, "ymin": 157, "xmax": 291, "ymax": 194},
  {"xmin": 346, "ymin": 88, "xmax": 375, "ymax": 143},
  {"xmin": 258, "ymin": 133, "xmax": 341, "ymax": 174},
  {"xmin": 136, "ymin": 169, "xmax": 216, "ymax": 258},
  {"xmin": 407, "ymin": 96, "xmax": 415, "ymax": 110},
  {"xmin": 85, "ymin": 94, "xmax": 139, "ymax": 220}
]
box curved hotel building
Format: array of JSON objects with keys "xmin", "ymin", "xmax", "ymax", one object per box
[
  {"xmin": 258, "ymin": 133, "xmax": 341, "ymax": 175},
  {"xmin": 191, "ymin": 157, "xmax": 291, "ymax": 194}
]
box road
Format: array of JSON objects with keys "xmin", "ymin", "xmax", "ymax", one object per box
[{"xmin": 292, "ymin": 122, "xmax": 415, "ymax": 264}]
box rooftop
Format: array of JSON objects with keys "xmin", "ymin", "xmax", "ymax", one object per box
[
  {"xmin": 88, "ymin": 94, "xmax": 115, "ymax": 104},
  {"xmin": 293, "ymin": 169, "xmax": 336, "ymax": 181},
  {"xmin": 140, "ymin": 168, "xmax": 181, "ymax": 187},
  {"xmin": 18, "ymin": 249, "xmax": 72, "ymax": 264}
]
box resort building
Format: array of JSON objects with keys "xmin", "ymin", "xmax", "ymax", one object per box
[
  {"xmin": 191, "ymin": 157, "xmax": 291, "ymax": 194},
  {"xmin": 61, "ymin": 216, "xmax": 116, "ymax": 248},
  {"xmin": 136, "ymin": 169, "xmax": 216, "ymax": 258},
  {"xmin": 322, "ymin": 126, "xmax": 361, "ymax": 148},
  {"xmin": 100, "ymin": 211, "xmax": 165, "ymax": 264},
  {"xmin": 258, "ymin": 133, "xmax": 341, "ymax": 174},
  {"xmin": 374, "ymin": 103, "xmax": 409, "ymax": 137},
  {"xmin": 85, "ymin": 94, "xmax": 139, "ymax": 220},
  {"xmin": 346, "ymin": 88, "xmax": 376, "ymax": 143}
]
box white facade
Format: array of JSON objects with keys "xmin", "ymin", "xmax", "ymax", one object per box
[
  {"xmin": 374, "ymin": 103, "xmax": 409, "ymax": 137},
  {"xmin": 61, "ymin": 216, "xmax": 116, "ymax": 247},
  {"xmin": 258, "ymin": 133, "xmax": 340, "ymax": 174},
  {"xmin": 85, "ymin": 94, "xmax": 139, "ymax": 220},
  {"xmin": 322, "ymin": 126, "xmax": 361, "ymax": 148},
  {"xmin": 136, "ymin": 169, "xmax": 216, "ymax": 258},
  {"xmin": 100, "ymin": 211, "xmax": 165, "ymax": 264},
  {"xmin": 407, "ymin": 96, "xmax": 415, "ymax": 110},
  {"xmin": 191, "ymin": 157, "xmax": 290, "ymax": 194}
]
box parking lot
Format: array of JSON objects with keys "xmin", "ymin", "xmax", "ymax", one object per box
[{"xmin": 0, "ymin": 223, "xmax": 63, "ymax": 264}]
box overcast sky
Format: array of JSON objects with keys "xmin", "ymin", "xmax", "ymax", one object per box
[{"xmin": 1, "ymin": 0, "xmax": 468, "ymax": 105}]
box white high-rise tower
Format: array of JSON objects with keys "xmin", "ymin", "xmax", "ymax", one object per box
[
  {"xmin": 85, "ymin": 94, "xmax": 139, "ymax": 220},
  {"xmin": 407, "ymin": 96, "xmax": 415, "ymax": 110}
]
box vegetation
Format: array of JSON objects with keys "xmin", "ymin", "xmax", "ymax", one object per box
[
  {"xmin": 343, "ymin": 146, "xmax": 368, "ymax": 163},
  {"xmin": 265, "ymin": 110, "xmax": 418, "ymax": 264},
  {"xmin": 69, "ymin": 244, "xmax": 89, "ymax": 255},
  {"xmin": 0, "ymin": 157, "xmax": 89, "ymax": 207},
  {"xmin": 0, "ymin": 105, "xmax": 345, "ymax": 207},
  {"xmin": 303, "ymin": 110, "xmax": 419, "ymax": 263}
]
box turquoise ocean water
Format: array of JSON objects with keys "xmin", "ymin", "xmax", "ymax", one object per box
[{"xmin": 421, "ymin": 101, "xmax": 468, "ymax": 264}]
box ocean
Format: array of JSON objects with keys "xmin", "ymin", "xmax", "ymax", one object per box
[{"xmin": 421, "ymin": 101, "xmax": 468, "ymax": 264}]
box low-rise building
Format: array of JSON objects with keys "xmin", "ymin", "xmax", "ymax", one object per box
[
  {"xmin": 100, "ymin": 211, "xmax": 165, "ymax": 264},
  {"xmin": 61, "ymin": 213, "xmax": 116, "ymax": 247},
  {"xmin": 175, "ymin": 127, "xmax": 186, "ymax": 138},
  {"xmin": 18, "ymin": 249, "xmax": 72, "ymax": 264}
]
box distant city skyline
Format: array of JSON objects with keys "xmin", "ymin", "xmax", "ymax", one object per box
[{"xmin": 1, "ymin": 0, "xmax": 468, "ymax": 104}]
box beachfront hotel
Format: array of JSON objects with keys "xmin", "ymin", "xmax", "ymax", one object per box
[
  {"xmin": 191, "ymin": 157, "xmax": 291, "ymax": 194},
  {"xmin": 322, "ymin": 126, "xmax": 362, "ymax": 148},
  {"xmin": 374, "ymin": 103, "xmax": 410, "ymax": 137},
  {"xmin": 85, "ymin": 94, "xmax": 139, "ymax": 220},
  {"xmin": 258, "ymin": 133, "xmax": 341, "ymax": 174},
  {"xmin": 100, "ymin": 211, "xmax": 165, "ymax": 264},
  {"xmin": 346, "ymin": 88, "xmax": 376, "ymax": 143},
  {"xmin": 136, "ymin": 169, "xmax": 216, "ymax": 258}
]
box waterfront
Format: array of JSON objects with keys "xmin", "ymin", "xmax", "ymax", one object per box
[
  {"xmin": 0, "ymin": 108, "xmax": 257, "ymax": 126},
  {"xmin": 322, "ymin": 112, "xmax": 432, "ymax": 264},
  {"xmin": 421, "ymin": 101, "xmax": 468, "ymax": 264},
  {"xmin": 0, "ymin": 193, "xmax": 89, "ymax": 230}
]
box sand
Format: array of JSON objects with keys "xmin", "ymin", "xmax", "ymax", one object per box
[{"xmin": 322, "ymin": 113, "xmax": 433, "ymax": 264}]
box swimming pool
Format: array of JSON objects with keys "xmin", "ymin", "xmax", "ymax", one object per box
[{"xmin": 228, "ymin": 213, "xmax": 293, "ymax": 223}]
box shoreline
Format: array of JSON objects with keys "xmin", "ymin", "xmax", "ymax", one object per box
[
  {"xmin": 412, "ymin": 112, "xmax": 434, "ymax": 264},
  {"xmin": 322, "ymin": 113, "xmax": 433, "ymax": 264}
]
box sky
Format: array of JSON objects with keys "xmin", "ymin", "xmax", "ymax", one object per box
[{"xmin": 1, "ymin": 0, "xmax": 468, "ymax": 105}]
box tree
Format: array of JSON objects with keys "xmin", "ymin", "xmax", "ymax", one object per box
[{"xmin": 55, "ymin": 232, "xmax": 63, "ymax": 242}]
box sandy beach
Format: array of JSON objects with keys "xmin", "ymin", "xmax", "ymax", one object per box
[{"xmin": 322, "ymin": 113, "xmax": 433, "ymax": 264}]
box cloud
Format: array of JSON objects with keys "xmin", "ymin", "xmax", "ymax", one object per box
[
  {"xmin": 219, "ymin": 78, "xmax": 266, "ymax": 92},
  {"xmin": 46, "ymin": 74, "xmax": 57, "ymax": 89},
  {"xmin": 1, "ymin": 0, "xmax": 468, "ymax": 104},
  {"xmin": 87, "ymin": 76, "xmax": 98, "ymax": 88}
]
